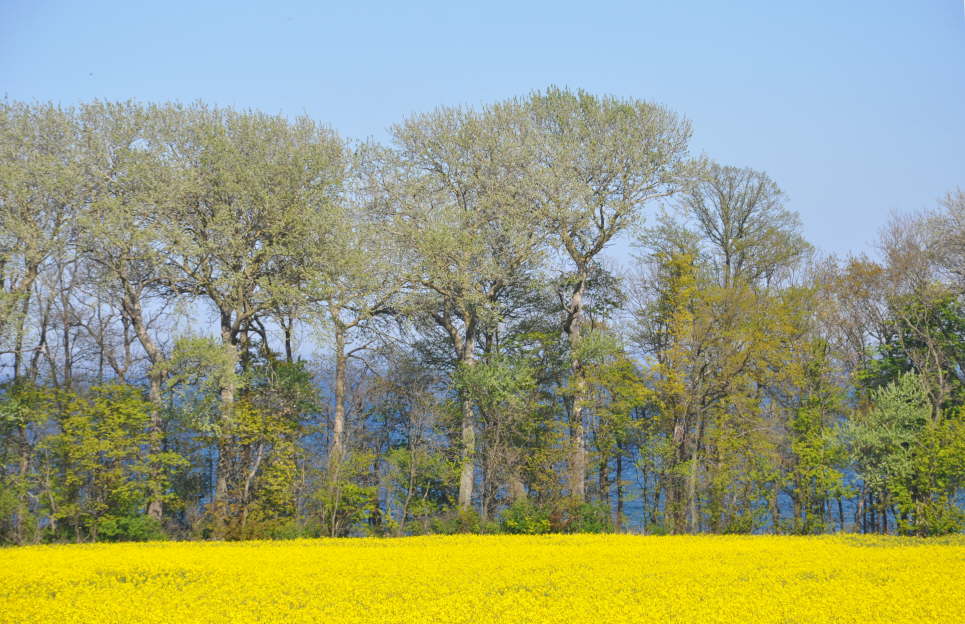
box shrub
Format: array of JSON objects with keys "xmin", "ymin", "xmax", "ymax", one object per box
[
  {"xmin": 556, "ymin": 502, "xmax": 612, "ymax": 534},
  {"xmin": 96, "ymin": 515, "xmax": 166, "ymax": 542},
  {"xmin": 501, "ymin": 500, "xmax": 552, "ymax": 534},
  {"xmin": 430, "ymin": 509, "xmax": 499, "ymax": 535}
]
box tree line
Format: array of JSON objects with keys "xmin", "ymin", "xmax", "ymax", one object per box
[{"xmin": 1, "ymin": 89, "xmax": 962, "ymax": 543}]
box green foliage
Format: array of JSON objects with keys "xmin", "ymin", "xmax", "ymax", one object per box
[
  {"xmin": 384, "ymin": 447, "xmax": 456, "ymax": 534},
  {"xmin": 0, "ymin": 484, "xmax": 23, "ymax": 545},
  {"xmin": 0, "ymin": 97, "xmax": 962, "ymax": 544},
  {"xmin": 317, "ymin": 452, "xmax": 378, "ymax": 537},
  {"xmin": 861, "ymin": 293, "xmax": 965, "ymax": 408},
  {"xmin": 161, "ymin": 336, "xmax": 239, "ymax": 436},
  {"xmin": 500, "ymin": 500, "xmax": 552, "ymax": 535},
  {"xmin": 555, "ymin": 502, "xmax": 612, "ymax": 534},
  {"xmin": 847, "ymin": 374, "xmax": 965, "ymax": 535},
  {"xmin": 454, "ymin": 355, "xmax": 536, "ymax": 410},
  {"xmin": 0, "ymin": 381, "xmax": 47, "ymax": 544},
  {"xmin": 95, "ymin": 515, "xmax": 166, "ymax": 542},
  {"xmin": 429, "ymin": 509, "xmax": 499, "ymax": 535},
  {"xmin": 36, "ymin": 384, "xmax": 186, "ymax": 541},
  {"xmin": 780, "ymin": 340, "xmax": 849, "ymax": 534}
]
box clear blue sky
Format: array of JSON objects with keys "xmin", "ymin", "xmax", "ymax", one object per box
[{"xmin": 2, "ymin": 0, "xmax": 963, "ymax": 258}]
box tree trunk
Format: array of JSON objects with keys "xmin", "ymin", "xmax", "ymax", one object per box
[
  {"xmin": 687, "ymin": 445, "xmax": 700, "ymax": 533},
  {"xmin": 454, "ymin": 323, "xmax": 477, "ymax": 511},
  {"xmin": 331, "ymin": 325, "xmax": 347, "ymax": 467},
  {"xmin": 145, "ymin": 369, "xmax": 164, "ymax": 521},
  {"xmin": 398, "ymin": 450, "xmax": 418, "ymax": 536},
  {"xmin": 239, "ymin": 442, "xmax": 265, "ymax": 536},
  {"xmin": 569, "ymin": 401, "xmax": 588, "ymax": 502},
  {"xmin": 458, "ymin": 393, "xmax": 475, "ymax": 510},
  {"xmin": 59, "ymin": 278, "xmax": 73, "ymax": 389},
  {"xmin": 12, "ymin": 280, "xmax": 33, "ymax": 378},
  {"xmin": 860, "ymin": 495, "xmax": 866, "ymax": 533},
  {"xmin": 480, "ymin": 459, "xmax": 491, "ymax": 521},
  {"xmin": 565, "ymin": 273, "xmax": 589, "ymax": 502},
  {"xmin": 615, "ymin": 452, "xmax": 624, "ymax": 532},
  {"xmin": 598, "ymin": 457, "xmax": 610, "ymax": 511},
  {"xmin": 651, "ymin": 482, "xmax": 663, "ymax": 530},
  {"xmin": 668, "ymin": 411, "xmax": 688, "ymax": 533},
  {"xmin": 15, "ymin": 422, "xmax": 30, "ymax": 544},
  {"xmin": 283, "ymin": 316, "xmax": 294, "ymax": 363},
  {"xmin": 214, "ymin": 319, "xmax": 238, "ymax": 536},
  {"xmin": 769, "ymin": 484, "xmax": 780, "ymax": 535},
  {"xmin": 509, "ymin": 472, "xmax": 527, "ymax": 503},
  {"xmin": 126, "ymin": 292, "xmax": 166, "ymax": 522},
  {"xmin": 11, "ymin": 275, "xmax": 35, "ymax": 544}
]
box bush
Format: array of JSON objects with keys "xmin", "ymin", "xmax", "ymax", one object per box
[
  {"xmin": 430, "ymin": 509, "xmax": 499, "ymax": 535},
  {"xmin": 241, "ymin": 517, "xmax": 322, "ymax": 540},
  {"xmin": 501, "ymin": 500, "xmax": 552, "ymax": 534},
  {"xmin": 645, "ymin": 522, "xmax": 669, "ymax": 536},
  {"xmin": 96, "ymin": 515, "xmax": 166, "ymax": 542},
  {"xmin": 556, "ymin": 502, "xmax": 612, "ymax": 534},
  {"xmin": 900, "ymin": 496, "xmax": 965, "ymax": 537}
]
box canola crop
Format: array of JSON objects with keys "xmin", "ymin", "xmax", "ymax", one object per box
[{"xmin": 1, "ymin": 534, "xmax": 963, "ymax": 623}]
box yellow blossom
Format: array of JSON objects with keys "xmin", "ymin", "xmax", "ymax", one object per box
[{"xmin": 1, "ymin": 534, "xmax": 963, "ymax": 623}]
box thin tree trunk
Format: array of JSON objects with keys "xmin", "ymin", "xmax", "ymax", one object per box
[
  {"xmin": 769, "ymin": 484, "xmax": 780, "ymax": 535},
  {"xmin": 668, "ymin": 411, "xmax": 688, "ymax": 533},
  {"xmin": 283, "ymin": 316, "xmax": 294, "ymax": 363},
  {"xmin": 615, "ymin": 453, "xmax": 624, "ymax": 532},
  {"xmin": 57, "ymin": 258, "xmax": 76, "ymax": 390},
  {"xmin": 145, "ymin": 370, "xmax": 165, "ymax": 521},
  {"xmin": 239, "ymin": 442, "xmax": 265, "ymax": 536},
  {"xmin": 11, "ymin": 267, "xmax": 37, "ymax": 378},
  {"xmin": 854, "ymin": 486, "xmax": 868, "ymax": 533},
  {"xmin": 126, "ymin": 291, "xmax": 166, "ymax": 522},
  {"xmin": 15, "ymin": 423, "xmax": 30, "ymax": 544},
  {"xmin": 599, "ymin": 457, "xmax": 610, "ymax": 511},
  {"xmin": 12, "ymin": 274, "xmax": 35, "ymax": 544},
  {"xmin": 687, "ymin": 445, "xmax": 700, "ymax": 533},
  {"xmin": 398, "ymin": 450, "xmax": 418, "ymax": 536},
  {"xmin": 652, "ymin": 481, "xmax": 663, "ymax": 530},
  {"xmin": 481, "ymin": 459, "xmax": 491, "ymax": 521}
]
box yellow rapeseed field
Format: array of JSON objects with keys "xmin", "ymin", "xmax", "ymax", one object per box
[{"xmin": 1, "ymin": 534, "xmax": 963, "ymax": 623}]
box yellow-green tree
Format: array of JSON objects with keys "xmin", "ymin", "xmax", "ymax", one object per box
[{"xmin": 41, "ymin": 384, "xmax": 186, "ymax": 542}]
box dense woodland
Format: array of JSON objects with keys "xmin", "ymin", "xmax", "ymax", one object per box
[{"xmin": 1, "ymin": 89, "xmax": 962, "ymax": 544}]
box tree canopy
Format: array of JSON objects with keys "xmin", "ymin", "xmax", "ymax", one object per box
[{"xmin": 1, "ymin": 91, "xmax": 962, "ymax": 543}]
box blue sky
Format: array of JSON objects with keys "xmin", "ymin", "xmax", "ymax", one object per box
[{"xmin": 2, "ymin": 0, "xmax": 963, "ymax": 258}]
